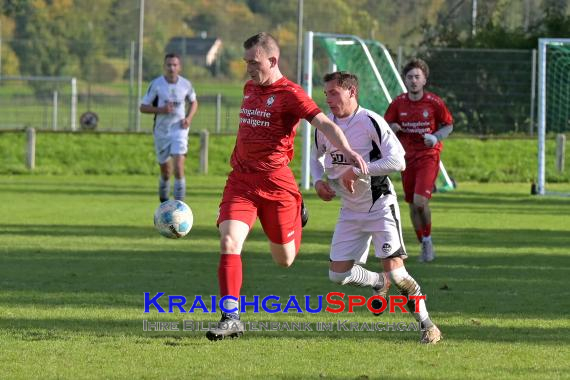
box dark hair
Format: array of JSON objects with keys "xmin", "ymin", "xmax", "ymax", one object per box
[
  {"xmin": 164, "ymin": 53, "xmax": 181, "ymax": 62},
  {"xmin": 323, "ymin": 71, "xmax": 359, "ymax": 92},
  {"xmin": 243, "ymin": 32, "xmax": 280, "ymax": 55},
  {"xmin": 402, "ymin": 58, "xmax": 429, "ymax": 78}
]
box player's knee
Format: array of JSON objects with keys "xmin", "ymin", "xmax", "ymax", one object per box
[
  {"xmin": 329, "ymin": 270, "xmax": 351, "ymax": 285},
  {"xmin": 274, "ymin": 255, "xmax": 294, "ymax": 268},
  {"xmin": 389, "ymin": 267, "xmax": 421, "ymax": 295},
  {"xmin": 220, "ymin": 234, "xmax": 242, "ymax": 255},
  {"xmin": 412, "ymin": 195, "xmax": 429, "ymax": 209}
]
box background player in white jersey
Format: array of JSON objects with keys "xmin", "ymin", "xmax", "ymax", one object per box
[
  {"xmin": 311, "ymin": 71, "xmax": 442, "ymax": 344},
  {"xmin": 140, "ymin": 53, "xmax": 198, "ymax": 202}
]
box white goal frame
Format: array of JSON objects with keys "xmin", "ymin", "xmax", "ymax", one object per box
[
  {"xmin": 537, "ymin": 38, "xmax": 570, "ymax": 195},
  {"xmin": 301, "ymin": 31, "xmax": 454, "ymax": 191}
]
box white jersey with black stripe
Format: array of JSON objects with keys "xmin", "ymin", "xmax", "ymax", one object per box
[
  {"xmin": 141, "ymin": 75, "xmax": 197, "ymax": 133},
  {"xmin": 311, "ymin": 106, "xmax": 406, "ymax": 213}
]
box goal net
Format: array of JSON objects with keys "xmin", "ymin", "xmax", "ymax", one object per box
[
  {"xmin": 301, "ymin": 32, "xmax": 455, "ymax": 192},
  {"xmin": 537, "ymin": 38, "xmax": 570, "ymax": 195}
]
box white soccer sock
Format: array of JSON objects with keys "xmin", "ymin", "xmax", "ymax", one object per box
[
  {"xmin": 329, "ymin": 265, "xmax": 381, "ymax": 288},
  {"xmin": 174, "ymin": 177, "xmax": 186, "ymax": 201},
  {"xmin": 388, "ymin": 266, "xmax": 433, "ymax": 328},
  {"xmin": 222, "ymin": 298, "xmax": 239, "ymax": 316},
  {"xmin": 158, "ymin": 177, "xmax": 170, "ymax": 202}
]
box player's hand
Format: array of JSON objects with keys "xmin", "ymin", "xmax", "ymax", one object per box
[
  {"xmin": 389, "ymin": 123, "xmax": 402, "ymax": 133},
  {"xmin": 163, "ymin": 102, "xmax": 174, "ymax": 114},
  {"xmin": 345, "ymin": 150, "xmax": 369, "ymax": 176},
  {"xmin": 341, "ymin": 168, "xmax": 358, "ymax": 194},
  {"xmin": 424, "ymin": 133, "xmax": 438, "ymax": 147},
  {"xmin": 315, "ymin": 180, "xmax": 336, "ymax": 201},
  {"xmin": 182, "ymin": 118, "xmax": 191, "ymax": 129}
]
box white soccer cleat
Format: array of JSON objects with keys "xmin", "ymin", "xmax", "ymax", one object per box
[
  {"xmin": 420, "ymin": 238, "xmax": 435, "ymax": 262},
  {"xmin": 420, "ymin": 325, "xmax": 442, "ymax": 344},
  {"xmin": 370, "ymin": 272, "xmax": 390, "ymax": 316},
  {"xmin": 206, "ymin": 313, "xmax": 244, "ymax": 341}
]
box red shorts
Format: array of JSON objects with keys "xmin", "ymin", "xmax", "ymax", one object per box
[
  {"xmin": 402, "ymin": 154, "xmax": 439, "ymax": 203},
  {"xmin": 218, "ymin": 167, "xmax": 302, "ymax": 246}
]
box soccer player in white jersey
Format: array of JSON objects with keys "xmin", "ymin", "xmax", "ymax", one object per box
[
  {"xmin": 140, "ymin": 53, "xmax": 198, "ymax": 202},
  {"xmin": 311, "ymin": 71, "xmax": 442, "ymax": 344}
]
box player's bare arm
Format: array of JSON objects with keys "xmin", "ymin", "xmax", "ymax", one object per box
[
  {"xmin": 310, "ymin": 112, "xmax": 369, "ymax": 175},
  {"xmin": 140, "ymin": 103, "xmax": 173, "ymax": 115},
  {"xmin": 183, "ymin": 100, "xmax": 199, "ymax": 129}
]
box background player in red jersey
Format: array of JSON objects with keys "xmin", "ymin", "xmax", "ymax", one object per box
[
  {"xmin": 384, "ymin": 59, "xmax": 453, "ymax": 263},
  {"xmin": 206, "ymin": 32, "xmax": 368, "ymax": 341}
]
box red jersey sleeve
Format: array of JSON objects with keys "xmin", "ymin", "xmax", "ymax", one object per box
[
  {"xmin": 435, "ymin": 99, "xmax": 453, "ymax": 127},
  {"xmin": 384, "ymin": 100, "xmax": 399, "ymax": 124},
  {"xmin": 287, "ymin": 85, "xmax": 321, "ymax": 122}
]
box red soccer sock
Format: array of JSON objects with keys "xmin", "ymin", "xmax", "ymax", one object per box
[
  {"xmin": 218, "ymin": 254, "xmax": 242, "ymax": 299},
  {"xmin": 415, "ymin": 229, "xmax": 423, "ymax": 243},
  {"xmin": 423, "ymin": 224, "xmax": 432, "ymax": 238}
]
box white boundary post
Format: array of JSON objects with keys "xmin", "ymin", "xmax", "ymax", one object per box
[
  {"xmin": 300, "ymin": 31, "xmax": 314, "ymax": 190},
  {"xmin": 71, "ymin": 77, "xmax": 77, "ymax": 131},
  {"xmin": 200, "ymin": 130, "xmax": 209, "ymax": 174},
  {"xmin": 52, "ymin": 90, "xmax": 58, "ymax": 130},
  {"xmin": 26, "ymin": 127, "xmax": 36, "ymax": 170}
]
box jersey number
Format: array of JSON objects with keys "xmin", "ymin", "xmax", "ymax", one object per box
[{"xmin": 331, "ymin": 152, "xmax": 347, "ymax": 165}]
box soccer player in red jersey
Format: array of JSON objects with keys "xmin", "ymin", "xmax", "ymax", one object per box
[
  {"xmin": 206, "ymin": 33, "xmax": 368, "ymax": 341},
  {"xmin": 384, "ymin": 59, "xmax": 453, "ymax": 263}
]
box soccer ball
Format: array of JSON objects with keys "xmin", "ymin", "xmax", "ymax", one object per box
[{"xmin": 154, "ymin": 200, "xmax": 193, "ymax": 239}]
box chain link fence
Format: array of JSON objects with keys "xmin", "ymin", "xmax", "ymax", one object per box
[{"xmin": 0, "ymin": 47, "xmax": 545, "ymax": 135}]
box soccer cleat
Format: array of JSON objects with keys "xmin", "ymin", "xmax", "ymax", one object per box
[
  {"xmin": 205, "ymin": 312, "xmax": 244, "ymax": 341},
  {"xmin": 423, "ymin": 238, "xmax": 435, "ymax": 262},
  {"xmin": 370, "ymin": 272, "xmax": 390, "ymax": 316},
  {"xmin": 159, "ymin": 197, "xmax": 169, "ymax": 203},
  {"xmin": 419, "ymin": 238, "xmax": 435, "ymax": 262},
  {"xmin": 420, "ymin": 325, "xmax": 442, "ymax": 344},
  {"xmin": 301, "ymin": 200, "xmax": 309, "ymax": 227}
]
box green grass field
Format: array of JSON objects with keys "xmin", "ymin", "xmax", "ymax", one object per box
[{"xmin": 0, "ymin": 175, "xmax": 569, "ymax": 379}]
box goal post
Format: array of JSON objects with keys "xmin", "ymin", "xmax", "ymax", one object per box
[
  {"xmin": 301, "ymin": 31, "xmax": 455, "ymax": 192},
  {"xmin": 537, "ymin": 38, "xmax": 570, "ymax": 195}
]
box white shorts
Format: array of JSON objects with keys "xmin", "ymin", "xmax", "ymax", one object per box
[
  {"xmin": 154, "ymin": 122, "xmax": 189, "ymax": 164},
  {"xmin": 330, "ymin": 203, "xmax": 407, "ymax": 264}
]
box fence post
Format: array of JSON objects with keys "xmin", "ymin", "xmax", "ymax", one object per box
[
  {"xmin": 215, "ymin": 93, "xmax": 222, "ymax": 134},
  {"xmin": 71, "ymin": 77, "xmax": 77, "ymax": 131},
  {"xmin": 529, "ymin": 49, "xmax": 537, "ymax": 137},
  {"xmin": 199, "ymin": 129, "xmax": 209, "ymax": 174},
  {"xmin": 52, "ymin": 90, "xmax": 58, "ymax": 130},
  {"xmin": 556, "ymin": 133, "xmax": 566, "ymax": 173},
  {"xmin": 26, "ymin": 127, "xmax": 36, "ymax": 170}
]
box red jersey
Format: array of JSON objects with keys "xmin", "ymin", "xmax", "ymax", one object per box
[
  {"xmin": 230, "ymin": 77, "xmax": 321, "ymax": 172},
  {"xmin": 384, "ymin": 91, "xmax": 453, "ymax": 160}
]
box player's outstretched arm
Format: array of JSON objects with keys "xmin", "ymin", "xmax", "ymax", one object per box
[{"xmin": 310, "ymin": 113, "xmax": 369, "ymax": 175}]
